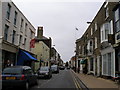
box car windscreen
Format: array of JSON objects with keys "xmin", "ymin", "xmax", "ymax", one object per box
[
  {"xmin": 40, "ymin": 67, "xmax": 49, "ymax": 71},
  {"xmin": 51, "ymin": 66, "xmax": 57, "ymax": 69},
  {"xmin": 3, "ymin": 68, "xmax": 22, "ymax": 74}
]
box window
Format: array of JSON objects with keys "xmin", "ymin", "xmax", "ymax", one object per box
[
  {"xmin": 114, "ymin": 8, "xmax": 120, "ymax": 32},
  {"xmin": 117, "ymin": 34, "xmax": 120, "ymax": 40},
  {"xmin": 12, "ymin": 30, "xmax": 16, "ymax": 44},
  {"xmin": 102, "ymin": 52, "xmax": 113, "ymax": 76},
  {"xmin": 86, "ymin": 33, "xmax": 88, "ymax": 39},
  {"xmin": 19, "ymin": 35, "xmax": 22, "ymax": 46},
  {"xmin": 79, "ymin": 46, "xmax": 81, "ymax": 50},
  {"xmin": 103, "ymin": 54, "xmax": 107, "ymax": 75},
  {"xmin": 90, "ymin": 41, "xmax": 92, "ymax": 46},
  {"xmin": 82, "ymin": 46, "xmax": 84, "ymax": 55},
  {"xmin": 91, "ymin": 28, "xmax": 93, "ymax": 35},
  {"xmin": 25, "ymin": 23, "xmax": 27, "ymax": 35},
  {"xmin": 105, "ymin": 7, "xmax": 109, "ymax": 18},
  {"xmin": 14, "ymin": 11, "xmax": 17, "ymax": 25},
  {"xmin": 4, "ymin": 25, "xmax": 9, "ymax": 41},
  {"xmin": 20, "ymin": 18, "xmax": 24, "ymax": 31},
  {"xmin": 23, "ymin": 69, "xmax": 33, "ymax": 75},
  {"xmin": 87, "ymin": 40, "xmax": 93, "ymax": 53},
  {"xmin": 30, "ymin": 29, "xmax": 34, "ymax": 39},
  {"xmin": 6, "ymin": 3, "xmax": 11, "ymax": 20},
  {"xmin": 95, "ymin": 22, "xmax": 97, "ymax": 31},
  {"xmin": 101, "ymin": 21, "xmax": 112, "ymax": 43},
  {"xmin": 104, "ymin": 23, "xmax": 109, "ymax": 39},
  {"xmin": 24, "ymin": 38, "xmax": 26, "ymax": 48},
  {"xmin": 29, "ymin": 28, "xmax": 32, "ymax": 39},
  {"xmin": 90, "ymin": 58, "xmax": 93, "ymax": 71},
  {"xmin": 95, "ymin": 37, "xmax": 97, "ymax": 49}
]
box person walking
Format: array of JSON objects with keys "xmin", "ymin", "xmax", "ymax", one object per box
[{"xmin": 6, "ymin": 60, "xmax": 12, "ymax": 67}]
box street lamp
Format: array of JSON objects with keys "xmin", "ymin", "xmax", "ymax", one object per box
[{"xmin": 87, "ymin": 22, "xmax": 92, "ymax": 24}]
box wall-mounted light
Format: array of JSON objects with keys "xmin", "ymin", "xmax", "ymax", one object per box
[{"xmin": 87, "ymin": 22, "xmax": 92, "ymax": 24}]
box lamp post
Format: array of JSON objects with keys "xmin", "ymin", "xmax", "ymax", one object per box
[{"xmin": 87, "ymin": 22, "xmax": 92, "ymax": 24}]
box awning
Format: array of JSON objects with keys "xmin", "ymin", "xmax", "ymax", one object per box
[
  {"xmin": 80, "ymin": 59, "xmax": 87, "ymax": 64},
  {"xmin": 17, "ymin": 50, "xmax": 38, "ymax": 65}
]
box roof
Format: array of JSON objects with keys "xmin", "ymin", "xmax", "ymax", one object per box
[{"xmin": 35, "ymin": 36, "xmax": 49, "ymax": 40}]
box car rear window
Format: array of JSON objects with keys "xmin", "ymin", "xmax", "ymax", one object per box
[
  {"xmin": 40, "ymin": 67, "xmax": 49, "ymax": 71},
  {"xmin": 3, "ymin": 68, "xmax": 22, "ymax": 74},
  {"xmin": 51, "ymin": 67, "xmax": 57, "ymax": 69}
]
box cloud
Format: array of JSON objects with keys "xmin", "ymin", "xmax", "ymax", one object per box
[{"xmin": 13, "ymin": 1, "xmax": 103, "ymax": 62}]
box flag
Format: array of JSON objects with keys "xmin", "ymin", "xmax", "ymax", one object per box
[
  {"xmin": 76, "ymin": 28, "xmax": 78, "ymax": 31},
  {"xmin": 30, "ymin": 39, "xmax": 35, "ymax": 48}
]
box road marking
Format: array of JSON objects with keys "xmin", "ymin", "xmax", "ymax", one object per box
[
  {"xmin": 73, "ymin": 75, "xmax": 81, "ymax": 89},
  {"xmin": 70, "ymin": 70, "xmax": 81, "ymax": 89}
]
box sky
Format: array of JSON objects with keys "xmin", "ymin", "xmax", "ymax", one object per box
[{"xmin": 11, "ymin": 0, "xmax": 104, "ymax": 63}]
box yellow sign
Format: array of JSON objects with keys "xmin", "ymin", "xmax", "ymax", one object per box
[{"xmin": 6, "ymin": 77, "xmax": 16, "ymax": 80}]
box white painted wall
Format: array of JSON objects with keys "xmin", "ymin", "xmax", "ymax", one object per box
[{"xmin": 2, "ymin": 1, "xmax": 36, "ymax": 53}]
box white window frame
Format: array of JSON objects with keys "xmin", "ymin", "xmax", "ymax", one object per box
[
  {"xmin": 95, "ymin": 22, "xmax": 97, "ymax": 31},
  {"xmin": 105, "ymin": 7, "xmax": 109, "ymax": 19},
  {"xmin": 91, "ymin": 28, "xmax": 93, "ymax": 35},
  {"xmin": 100, "ymin": 20, "xmax": 113, "ymax": 43}
]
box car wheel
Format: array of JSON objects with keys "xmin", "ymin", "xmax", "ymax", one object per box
[{"xmin": 24, "ymin": 82, "xmax": 29, "ymax": 90}]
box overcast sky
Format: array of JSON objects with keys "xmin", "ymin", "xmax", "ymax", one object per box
[{"xmin": 12, "ymin": 0, "xmax": 104, "ymax": 62}]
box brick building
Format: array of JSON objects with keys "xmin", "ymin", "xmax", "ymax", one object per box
[{"xmin": 75, "ymin": 1, "xmax": 118, "ymax": 78}]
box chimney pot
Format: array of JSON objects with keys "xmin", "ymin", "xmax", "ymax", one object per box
[{"xmin": 37, "ymin": 26, "xmax": 43, "ymax": 39}]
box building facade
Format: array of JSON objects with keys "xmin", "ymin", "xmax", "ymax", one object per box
[
  {"xmin": 1, "ymin": 1, "xmax": 36, "ymax": 69},
  {"xmin": 33, "ymin": 27, "xmax": 51, "ymax": 71},
  {"xmin": 51, "ymin": 47, "xmax": 60, "ymax": 65},
  {"xmin": 113, "ymin": 2, "xmax": 120, "ymax": 78},
  {"xmin": 75, "ymin": 2, "xmax": 118, "ymax": 77}
]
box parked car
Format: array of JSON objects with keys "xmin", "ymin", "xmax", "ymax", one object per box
[
  {"xmin": 59, "ymin": 66, "xmax": 65, "ymax": 70},
  {"xmin": 67, "ymin": 66, "xmax": 70, "ymax": 69},
  {"xmin": 37, "ymin": 66, "xmax": 52, "ymax": 79},
  {"xmin": 2, "ymin": 66, "xmax": 38, "ymax": 90},
  {"xmin": 51, "ymin": 65, "xmax": 59, "ymax": 73}
]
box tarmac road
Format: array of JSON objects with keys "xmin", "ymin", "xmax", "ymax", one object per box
[{"xmin": 31, "ymin": 69, "xmax": 82, "ymax": 89}]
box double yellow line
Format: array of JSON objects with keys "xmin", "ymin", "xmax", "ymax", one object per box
[{"xmin": 71, "ymin": 71, "xmax": 81, "ymax": 89}]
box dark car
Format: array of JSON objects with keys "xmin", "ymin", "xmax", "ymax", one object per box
[
  {"xmin": 37, "ymin": 66, "xmax": 52, "ymax": 79},
  {"xmin": 51, "ymin": 65, "xmax": 59, "ymax": 73},
  {"xmin": 59, "ymin": 66, "xmax": 65, "ymax": 70},
  {"xmin": 67, "ymin": 66, "xmax": 70, "ymax": 69},
  {"xmin": 2, "ymin": 66, "xmax": 38, "ymax": 90}
]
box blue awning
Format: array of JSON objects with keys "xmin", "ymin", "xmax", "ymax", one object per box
[{"xmin": 17, "ymin": 50, "xmax": 38, "ymax": 65}]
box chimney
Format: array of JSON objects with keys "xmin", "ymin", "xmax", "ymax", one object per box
[{"xmin": 37, "ymin": 26, "xmax": 43, "ymax": 39}]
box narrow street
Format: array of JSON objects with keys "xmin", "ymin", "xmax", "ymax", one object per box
[
  {"xmin": 1, "ymin": 1, "xmax": 120, "ymax": 90},
  {"xmin": 31, "ymin": 69, "xmax": 86, "ymax": 89}
]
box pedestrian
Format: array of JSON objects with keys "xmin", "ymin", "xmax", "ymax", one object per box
[
  {"xmin": 6, "ymin": 60, "xmax": 12, "ymax": 67},
  {"xmin": 78, "ymin": 66, "xmax": 80, "ymax": 73}
]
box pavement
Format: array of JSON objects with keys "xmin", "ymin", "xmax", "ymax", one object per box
[{"xmin": 72, "ymin": 70, "xmax": 120, "ymax": 89}]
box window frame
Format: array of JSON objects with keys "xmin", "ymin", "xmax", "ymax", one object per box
[
  {"xmin": 114, "ymin": 7, "xmax": 120, "ymax": 33},
  {"xmin": 4, "ymin": 25, "xmax": 9, "ymax": 41},
  {"xmin": 12, "ymin": 30, "xmax": 16, "ymax": 44},
  {"xmin": 14, "ymin": 11, "xmax": 17, "ymax": 25},
  {"xmin": 6, "ymin": 3, "xmax": 11, "ymax": 20}
]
